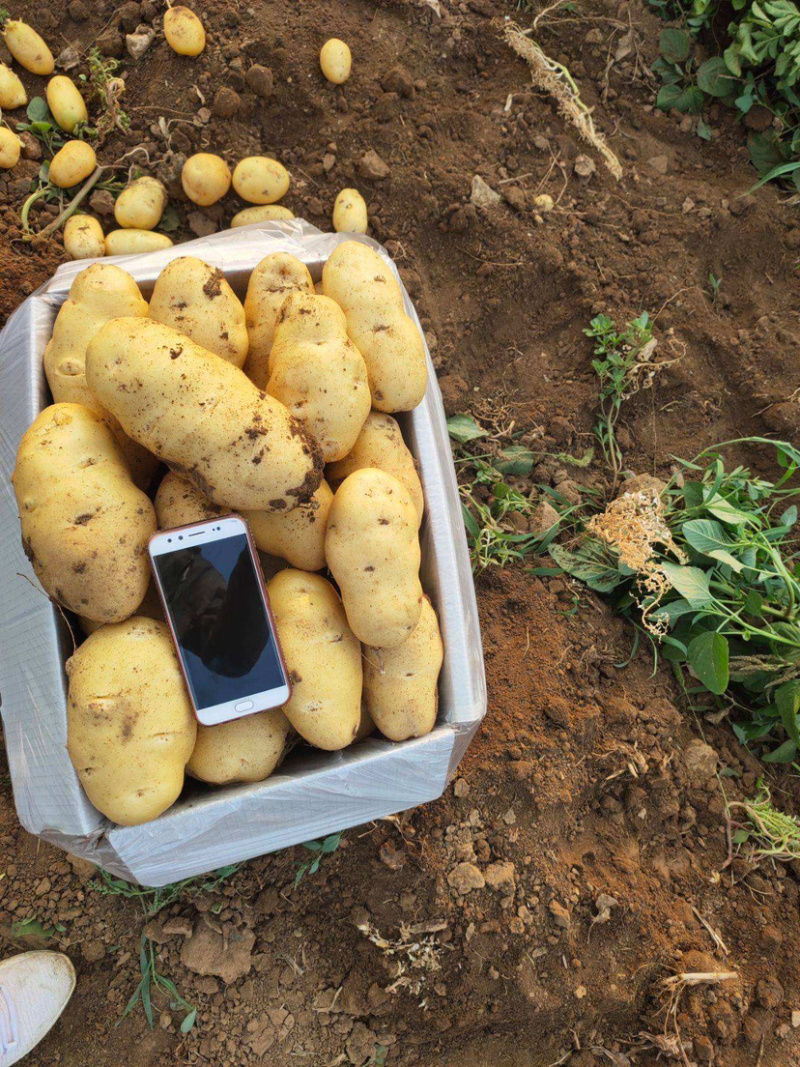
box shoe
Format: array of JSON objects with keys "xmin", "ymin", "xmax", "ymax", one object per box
[{"xmin": 0, "ymin": 951, "xmax": 75, "ymax": 1066}]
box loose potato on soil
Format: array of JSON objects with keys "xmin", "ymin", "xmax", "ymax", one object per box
[
  {"xmin": 149, "ymin": 257, "xmax": 248, "ymax": 367},
  {"xmin": 267, "ymin": 292, "xmax": 371, "ymax": 462},
  {"xmin": 320, "ymin": 38, "xmax": 352, "ymax": 84},
  {"xmin": 243, "ymin": 252, "xmax": 314, "ymax": 390},
  {"xmin": 363, "ymin": 596, "xmax": 443, "ymax": 741},
  {"xmin": 325, "ymin": 468, "xmax": 423, "ymax": 648},
  {"xmin": 322, "ymin": 241, "xmax": 427, "ymax": 412},
  {"xmin": 113, "ymin": 175, "xmax": 168, "ymax": 230},
  {"xmin": 187, "ymin": 709, "xmax": 292, "ymax": 785},
  {"xmin": 12, "ymin": 404, "xmax": 156, "ymax": 623},
  {"xmin": 66, "ymin": 618, "xmax": 196, "ymax": 825},
  {"xmin": 46, "ymin": 76, "xmax": 88, "ymax": 133},
  {"xmin": 0, "ymin": 128, "xmax": 22, "ymax": 169},
  {"xmin": 164, "ymin": 5, "xmax": 206, "ymax": 56},
  {"xmin": 232, "ymin": 204, "xmax": 295, "ymax": 227},
  {"xmin": 268, "ymin": 570, "xmax": 362, "ymax": 750},
  {"xmin": 3, "ymin": 19, "xmax": 54, "ymax": 75},
  {"xmin": 232, "ymin": 156, "xmax": 290, "ymax": 205},
  {"xmin": 63, "ymin": 214, "xmax": 105, "ymax": 260},
  {"xmin": 333, "ymin": 188, "xmax": 368, "ymax": 234},
  {"xmin": 182, "ymin": 153, "xmax": 231, "ymax": 206},
  {"xmin": 49, "ymin": 140, "xmax": 96, "ymax": 189},
  {"xmin": 326, "ymin": 411, "xmax": 424, "ymax": 526},
  {"xmin": 86, "ymin": 317, "xmax": 323, "ymax": 512},
  {"xmin": 105, "ymin": 229, "xmax": 173, "ymax": 255},
  {"xmin": 0, "ymin": 64, "xmax": 27, "ymax": 109}
]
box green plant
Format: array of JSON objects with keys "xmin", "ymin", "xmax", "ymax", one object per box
[
  {"xmin": 706, "ymin": 272, "xmax": 723, "ymax": 303},
  {"xmin": 90, "ymin": 864, "xmax": 241, "ymax": 918},
  {"xmin": 727, "ymin": 778, "xmax": 800, "ymax": 860},
  {"xmin": 80, "ymin": 48, "xmax": 130, "ymax": 140},
  {"xmin": 11, "ymin": 915, "xmax": 66, "ymax": 939},
  {"xmin": 294, "ymin": 832, "xmax": 343, "ymax": 886},
  {"xmin": 122, "ymin": 934, "xmax": 196, "ymax": 1033}
]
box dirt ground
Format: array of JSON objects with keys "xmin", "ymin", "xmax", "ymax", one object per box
[{"xmin": 2, "ymin": 0, "xmax": 800, "ymax": 1065}]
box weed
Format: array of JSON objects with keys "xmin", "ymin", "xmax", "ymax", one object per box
[
  {"xmin": 728, "ymin": 778, "xmax": 800, "ymax": 860},
  {"xmin": 90, "ymin": 864, "xmax": 241, "ymax": 918},
  {"xmin": 80, "ymin": 48, "xmax": 130, "ymax": 141},
  {"xmin": 706, "ymin": 272, "xmax": 722, "ymax": 303},
  {"xmin": 294, "ymin": 832, "xmax": 342, "ymax": 886},
  {"xmin": 121, "ymin": 934, "xmax": 197, "ymax": 1034},
  {"xmin": 11, "ymin": 915, "xmax": 66, "ymax": 939},
  {"xmin": 15, "ymin": 98, "xmax": 68, "ymax": 156}
]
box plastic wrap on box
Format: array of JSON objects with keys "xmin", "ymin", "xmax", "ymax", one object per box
[{"xmin": 0, "ymin": 221, "xmax": 486, "ymax": 885}]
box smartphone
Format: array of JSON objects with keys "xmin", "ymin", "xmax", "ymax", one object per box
[{"xmin": 148, "ymin": 515, "xmax": 291, "ymax": 726}]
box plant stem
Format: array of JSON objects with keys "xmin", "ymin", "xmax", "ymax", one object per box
[{"xmin": 25, "ymin": 165, "xmax": 105, "ymax": 243}]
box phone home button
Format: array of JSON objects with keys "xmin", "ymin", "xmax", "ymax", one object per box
[{"xmin": 235, "ymin": 700, "xmax": 254, "ymax": 712}]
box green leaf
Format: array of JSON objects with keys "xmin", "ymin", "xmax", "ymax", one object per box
[
  {"xmin": 746, "ymin": 158, "xmax": 800, "ymax": 192},
  {"xmin": 460, "ymin": 502, "xmax": 480, "ymax": 540},
  {"xmin": 657, "ymin": 84, "xmax": 705, "ymax": 112},
  {"xmin": 321, "ymin": 833, "xmax": 341, "ymax": 853},
  {"xmin": 158, "ymin": 204, "xmax": 182, "ymax": 233},
  {"xmin": 775, "ymin": 680, "xmax": 800, "ymax": 743},
  {"xmin": 494, "ymin": 445, "xmax": 535, "ymax": 476},
  {"xmin": 682, "ymin": 518, "xmax": 744, "ymax": 572},
  {"xmin": 660, "ymin": 27, "xmax": 692, "ymax": 63},
  {"xmin": 748, "ymin": 130, "xmax": 790, "ymax": 175},
  {"xmin": 704, "ymin": 496, "xmax": 754, "ymax": 526},
  {"xmin": 180, "ymin": 1009, "xmax": 197, "ymax": 1033},
  {"xmin": 697, "ymin": 56, "xmax": 736, "ymax": 96},
  {"xmin": 26, "ymin": 96, "xmax": 50, "ymax": 122},
  {"xmin": 762, "ymin": 738, "xmax": 797, "ymax": 763},
  {"xmin": 447, "ymin": 415, "xmax": 487, "ymax": 444},
  {"xmin": 660, "ymin": 562, "xmax": 713, "ymax": 606},
  {"xmin": 648, "ymin": 598, "xmax": 697, "ymax": 623},
  {"xmin": 688, "ymin": 631, "xmax": 730, "ymax": 694},
  {"xmin": 724, "ymin": 44, "xmax": 743, "ymax": 76},
  {"xmin": 548, "ymin": 543, "xmax": 624, "ymax": 594},
  {"xmin": 744, "ymin": 588, "xmax": 764, "ymax": 614}
]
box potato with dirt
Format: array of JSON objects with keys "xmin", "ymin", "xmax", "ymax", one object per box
[
  {"xmin": 3, "ymin": 19, "xmax": 53, "ymax": 75},
  {"xmin": 79, "ymin": 579, "xmax": 164, "ymax": 636},
  {"xmin": 322, "ymin": 241, "xmax": 427, "ymax": 412},
  {"xmin": 333, "ymin": 188, "xmax": 368, "ymax": 234},
  {"xmin": 0, "ymin": 128, "xmax": 22, "ymax": 169},
  {"xmin": 187, "ymin": 709, "xmax": 292, "ymax": 785},
  {"xmin": 164, "ymin": 4, "xmax": 206, "ymax": 56},
  {"xmin": 149, "ymin": 257, "xmax": 248, "ymax": 367},
  {"xmin": 105, "ymin": 229, "xmax": 173, "ymax": 255},
  {"xmin": 363, "ymin": 596, "xmax": 443, "ymax": 741},
  {"xmin": 86, "ymin": 317, "xmax": 323, "ymax": 512},
  {"xmin": 66, "ymin": 617, "xmax": 196, "ymax": 825},
  {"xmin": 12, "ymin": 404, "xmax": 156, "ymax": 623},
  {"xmin": 325, "ymin": 468, "xmax": 423, "ymax": 647},
  {"xmin": 267, "ymin": 292, "xmax": 371, "ymax": 462},
  {"xmin": 232, "ymin": 156, "xmax": 290, "ymax": 205},
  {"xmin": 48, "ymin": 141, "xmax": 96, "ymax": 189},
  {"xmin": 182, "ymin": 152, "xmax": 231, "ymax": 205},
  {"xmin": 63, "ymin": 215, "xmax": 105, "ymax": 260},
  {"xmin": 320, "ymin": 38, "xmax": 352, "ymax": 84},
  {"xmin": 243, "ymin": 252, "xmax": 314, "ymax": 389},
  {"xmin": 113, "ymin": 175, "xmax": 168, "ymax": 230},
  {"xmin": 326, "ymin": 410, "xmax": 424, "ymax": 526},
  {"xmin": 232, "ymin": 204, "xmax": 294, "ymax": 227},
  {"xmin": 46, "ymin": 76, "xmax": 88, "ymax": 133},
  {"xmin": 268, "ymin": 569, "xmax": 362, "ymax": 750},
  {"xmin": 0, "ymin": 63, "xmax": 26, "ymax": 108}
]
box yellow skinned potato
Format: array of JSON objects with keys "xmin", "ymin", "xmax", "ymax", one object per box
[
  {"xmin": 43, "ymin": 263, "xmax": 155, "ymax": 488},
  {"xmin": 243, "ymin": 252, "xmax": 314, "ymax": 390},
  {"xmin": 232, "ymin": 157, "xmax": 290, "ymax": 205},
  {"xmin": 149, "ymin": 257, "xmax": 248, "ymax": 367},
  {"xmin": 79, "ymin": 579, "xmax": 164, "ymax": 636},
  {"xmin": 66, "ymin": 618, "xmax": 196, "ymax": 825},
  {"xmin": 355, "ymin": 700, "xmax": 376, "ymax": 741},
  {"xmin": 3, "ymin": 20, "xmax": 54, "ymax": 75},
  {"xmin": 267, "ymin": 292, "xmax": 371, "ymax": 463},
  {"xmin": 232, "ymin": 204, "xmax": 294, "ymax": 227},
  {"xmin": 333, "ymin": 188, "xmax": 368, "ymax": 234},
  {"xmin": 63, "ymin": 214, "xmax": 105, "ymax": 260},
  {"xmin": 105, "ymin": 229, "xmax": 173, "ymax": 255},
  {"xmin": 322, "ymin": 241, "xmax": 427, "ymax": 412},
  {"xmin": 86, "ymin": 317, "xmax": 323, "ymax": 512},
  {"xmin": 46, "ymin": 76, "xmax": 88, "ymax": 133},
  {"xmin": 320, "ymin": 38, "xmax": 351, "ymax": 84},
  {"xmin": 326, "ymin": 468, "xmax": 423, "ymax": 648},
  {"xmin": 0, "ymin": 64, "xmax": 27, "ymax": 109},
  {"xmin": 363, "ymin": 596, "xmax": 443, "ymax": 741},
  {"xmin": 182, "ymin": 153, "xmax": 231, "ymax": 206},
  {"xmin": 268, "ymin": 570, "xmax": 362, "ymax": 750},
  {"xmin": 164, "ymin": 5, "xmax": 206, "ymax": 56},
  {"xmin": 187, "ymin": 709, "xmax": 292, "ymax": 785},
  {"xmin": 49, "ymin": 141, "xmax": 96, "ymax": 189},
  {"xmin": 12, "ymin": 404, "xmax": 156, "ymax": 623},
  {"xmin": 0, "ymin": 128, "xmax": 22, "ymax": 169},
  {"xmin": 326, "ymin": 411, "xmax": 423, "ymax": 526},
  {"xmin": 114, "ymin": 176, "xmax": 168, "ymax": 230}
]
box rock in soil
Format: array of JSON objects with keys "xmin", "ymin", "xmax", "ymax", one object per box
[{"xmin": 180, "ymin": 919, "xmax": 255, "ymax": 984}]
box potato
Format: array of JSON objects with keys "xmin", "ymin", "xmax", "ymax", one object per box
[
  {"xmin": 86, "ymin": 317, "xmax": 323, "ymax": 512},
  {"xmin": 326, "ymin": 468, "xmax": 422, "ymax": 647},
  {"xmin": 232, "ymin": 156, "xmax": 290, "ymax": 205},
  {"xmin": 243, "ymin": 252, "xmax": 314, "ymax": 390},
  {"xmin": 326, "ymin": 411, "xmax": 423, "ymax": 526},
  {"xmin": 79, "ymin": 579, "xmax": 164, "ymax": 636},
  {"xmin": 164, "ymin": 5, "xmax": 206, "ymax": 56},
  {"xmin": 63, "ymin": 214, "xmax": 105, "ymax": 260},
  {"xmin": 268, "ymin": 570, "xmax": 362, "ymax": 750},
  {"xmin": 187, "ymin": 709, "xmax": 291, "ymax": 785},
  {"xmin": 149, "ymin": 256, "xmax": 248, "ymax": 367},
  {"xmin": 43, "ymin": 263, "xmax": 155, "ymax": 488},
  {"xmin": 182, "ymin": 153, "xmax": 231, "ymax": 206},
  {"xmin": 363, "ymin": 597, "xmax": 442, "ymax": 741},
  {"xmin": 66, "ymin": 617, "xmax": 196, "ymax": 825},
  {"xmin": 105, "ymin": 229, "xmax": 174, "ymax": 255},
  {"xmin": 0, "ymin": 63, "xmax": 27, "ymax": 109},
  {"xmin": 355, "ymin": 700, "xmax": 376, "ymax": 741},
  {"xmin": 267, "ymin": 292, "xmax": 371, "ymax": 462},
  {"xmin": 333, "ymin": 188, "xmax": 367, "ymax": 234},
  {"xmin": 3, "ymin": 19, "xmax": 54, "ymax": 75},
  {"xmin": 156, "ymin": 470, "xmax": 333, "ymax": 572},
  {"xmin": 322, "ymin": 241, "xmax": 427, "ymax": 412},
  {"xmin": 49, "ymin": 140, "xmax": 97, "ymax": 189},
  {"xmin": 0, "ymin": 127, "xmax": 22, "ymax": 169},
  {"xmin": 46, "ymin": 76, "xmax": 88, "ymax": 133},
  {"xmin": 114, "ymin": 176, "xmax": 168, "ymax": 230},
  {"xmin": 12, "ymin": 404, "xmax": 156, "ymax": 623},
  {"xmin": 231, "ymin": 204, "xmax": 295, "ymax": 228},
  {"xmin": 320, "ymin": 38, "xmax": 351, "ymax": 84}
]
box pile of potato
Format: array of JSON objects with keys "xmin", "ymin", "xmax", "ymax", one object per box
[{"xmin": 12, "ymin": 241, "xmax": 443, "ymax": 827}]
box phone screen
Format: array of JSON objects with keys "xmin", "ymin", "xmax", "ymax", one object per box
[{"xmin": 151, "ymin": 532, "xmax": 285, "ymax": 712}]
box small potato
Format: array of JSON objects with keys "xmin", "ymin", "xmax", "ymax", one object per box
[
  {"xmin": 232, "ymin": 156, "xmax": 290, "ymax": 205},
  {"xmin": 49, "ymin": 140, "xmax": 96, "ymax": 189},
  {"xmin": 187, "ymin": 709, "xmax": 292, "ymax": 785},
  {"xmin": 182, "ymin": 152, "xmax": 231, "ymax": 206},
  {"xmin": 149, "ymin": 257, "xmax": 248, "ymax": 367},
  {"xmin": 63, "ymin": 214, "xmax": 105, "ymax": 260},
  {"xmin": 0, "ymin": 63, "xmax": 27, "ymax": 109},
  {"xmin": 66, "ymin": 617, "xmax": 197, "ymax": 825},
  {"xmin": 320, "ymin": 38, "xmax": 351, "ymax": 84},
  {"xmin": 363, "ymin": 596, "xmax": 443, "ymax": 741},
  {"xmin": 326, "ymin": 468, "xmax": 423, "ymax": 648},
  {"xmin": 243, "ymin": 252, "xmax": 314, "ymax": 390},
  {"xmin": 114, "ymin": 175, "xmax": 168, "ymax": 230},
  {"xmin": 0, "ymin": 127, "xmax": 22, "ymax": 169},
  {"xmin": 326, "ymin": 411, "xmax": 424, "ymax": 526},
  {"xmin": 268, "ymin": 569, "xmax": 362, "ymax": 750},
  {"xmin": 46, "ymin": 76, "xmax": 88, "ymax": 133},
  {"xmin": 12, "ymin": 404, "xmax": 157, "ymax": 623},
  {"xmin": 3, "ymin": 19, "xmax": 54, "ymax": 75},
  {"xmin": 231, "ymin": 204, "xmax": 294, "ymax": 228},
  {"xmin": 322, "ymin": 241, "xmax": 427, "ymax": 412},
  {"xmin": 105, "ymin": 229, "xmax": 174, "ymax": 255},
  {"xmin": 333, "ymin": 188, "xmax": 367, "ymax": 234},
  {"xmin": 164, "ymin": 5, "xmax": 206, "ymax": 56},
  {"xmin": 154, "ymin": 471, "xmax": 228, "ymax": 527}
]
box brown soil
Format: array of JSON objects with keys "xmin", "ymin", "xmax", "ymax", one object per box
[{"xmin": 2, "ymin": 1, "xmax": 800, "ymax": 1066}]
